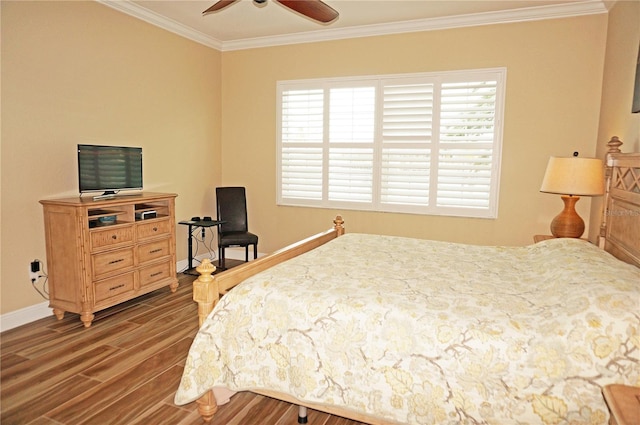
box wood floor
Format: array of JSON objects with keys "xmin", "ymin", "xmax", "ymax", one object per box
[{"xmin": 1, "ymin": 270, "xmax": 367, "ymax": 425}]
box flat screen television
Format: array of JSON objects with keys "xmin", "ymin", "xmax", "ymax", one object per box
[{"xmin": 78, "ymin": 144, "xmax": 143, "ymax": 198}]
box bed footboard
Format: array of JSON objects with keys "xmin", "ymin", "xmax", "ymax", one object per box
[
  {"xmin": 193, "ymin": 215, "xmax": 344, "ymax": 319},
  {"xmin": 191, "ymin": 215, "xmax": 345, "ymax": 422}
]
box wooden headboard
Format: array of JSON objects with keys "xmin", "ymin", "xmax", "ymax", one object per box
[{"xmin": 599, "ymin": 136, "xmax": 640, "ymax": 268}]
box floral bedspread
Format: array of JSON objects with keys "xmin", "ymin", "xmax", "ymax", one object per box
[{"xmin": 175, "ymin": 234, "xmax": 640, "ymax": 424}]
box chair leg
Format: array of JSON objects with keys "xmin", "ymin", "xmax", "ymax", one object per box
[
  {"xmin": 245, "ymin": 245, "xmax": 249, "ymax": 262},
  {"xmin": 253, "ymin": 243, "xmax": 257, "ymax": 260}
]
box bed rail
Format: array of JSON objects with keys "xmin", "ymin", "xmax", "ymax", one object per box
[{"xmin": 193, "ymin": 215, "xmax": 345, "ymax": 326}]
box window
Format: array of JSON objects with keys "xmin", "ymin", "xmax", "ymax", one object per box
[{"xmin": 277, "ymin": 68, "xmax": 505, "ymax": 218}]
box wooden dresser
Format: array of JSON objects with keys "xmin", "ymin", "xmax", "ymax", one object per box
[{"xmin": 40, "ymin": 193, "xmax": 178, "ymax": 327}]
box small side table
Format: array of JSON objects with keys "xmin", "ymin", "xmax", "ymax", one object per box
[
  {"xmin": 178, "ymin": 219, "xmax": 224, "ymax": 274},
  {"xmin": 533, "ymin": 235, "xmax": 589, "ymax": 243},
  {"xmin": 533, "ymin": 235, "xmax": 555, "ymax": 243},
  {"xmin": 602, "ymin": 384, "xmax": 640, "ymax": 425}
]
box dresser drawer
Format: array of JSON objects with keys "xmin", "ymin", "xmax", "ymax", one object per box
[
  {"xmin": 137, "ymin": 218, "xmax": 170, "ymax": 240},
  {"xmin": 94, "ymin": 272, "xmax": 135, "ymax": 303},
  {"xmin": 92, "ymin": 248, "xmax": 134, "ymax": 280},
  {"xmin": 90, "ymin": 226, "xmax": 134, "ymax": 251},
  {"xmin": 139, "ymin": 262, "xmax": 171, "ymax": 287},
  {"xmin": 138, "ymin": 238, "xmax": 171, "ymax": 264}
]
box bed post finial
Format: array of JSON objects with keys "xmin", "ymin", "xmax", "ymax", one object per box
[
  {"xmin": 193, "ymin": 259, "xmax": 218, "ymax": 327},
  {"xmin": 607, "ymin": 136, "xmax": 623, "ymax": 154},
  {"xmin": 334, "ymin": 215, "xmax": 345, "ymax": 236}
]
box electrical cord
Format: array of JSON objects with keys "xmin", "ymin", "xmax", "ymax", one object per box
[
  {"xmin": 31, "ymin": 259, "xmax": 49, "ymax": 300},
  {"xmin": 192, "ymin": 227, "xmax": 218, "ymax": 264},
  {"xmin": 177, "ymin": 226, "xmax": 218, "ymax": 274}
]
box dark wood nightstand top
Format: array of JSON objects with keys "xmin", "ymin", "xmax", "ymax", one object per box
[
  {"xmin": 533, "ymin": 235, "xmax": 589, "ymax": 243},
  {"xmin": 533, "ymin": 235, "xmax": 555, "ymax": 243}
]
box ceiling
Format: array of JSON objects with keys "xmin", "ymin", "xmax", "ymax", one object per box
[{"xmin": 99, "ymin": 0, "xmax": 610, "ymax": 51}]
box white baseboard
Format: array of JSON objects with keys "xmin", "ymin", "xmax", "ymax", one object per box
[
  {"xmin": 0, "ymin": 301, "xmax": 51, "ymax": 333},
  {"xmin": 2, "ymin": 250, "xmax": 263, "ymax": 333}
]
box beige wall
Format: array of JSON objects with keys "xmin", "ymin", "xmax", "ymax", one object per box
[
  {"xmin": 597, "ymin": 0, "xmax": 640, "ymax": 153},
  {"xmin": 220, "ymin": 14, "xmax": 609, "ymax": 252},
  {"xmin": 1, "ymin": 1, "xmax": 222, "ymax": 314},
  {"xmin": 3, "ymin": 1, "xmax": 638, "ymax": 318},
  {"xmin": 588, "ymin": 0, "xmax": 640, "ymax": 239}
]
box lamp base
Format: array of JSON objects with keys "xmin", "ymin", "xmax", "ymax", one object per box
[{"xmin": 550, "ymin": 195, "xmax": 585, "ymax": 238}]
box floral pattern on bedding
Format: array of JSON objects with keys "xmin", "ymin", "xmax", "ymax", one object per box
[{"xmin": 175, "ymin": 234, "xmax": 640, "ymax": 425}]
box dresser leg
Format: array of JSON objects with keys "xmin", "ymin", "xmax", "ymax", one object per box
[
  {"xmin": 53, "ymin": 308, "xmax": 65, "ymax": 320},
  {"xmin": 80, "ymin": 311, "xmax": 94, "ymax": 328},
  {"xmin": 170, "ymin": 281, "xmax": 179, "ymax": 293}
]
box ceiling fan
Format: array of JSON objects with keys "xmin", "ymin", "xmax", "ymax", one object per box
[{"xmin": 203, "ymin": 0, "xmax": 339, "ymax": 23}]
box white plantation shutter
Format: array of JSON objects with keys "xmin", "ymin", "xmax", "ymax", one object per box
[
  {"xmin": 280, "ymin": 89, "xmax": 324, "ymax": 201},
  {"xmin": 277, "ymin": 69, "xmax": 505, "ymax": 218},
  {"xmin": 381, "ymin": 81, "xmax": 433, "ymax": 208},
  {"xmin": 328, "ymin": 87, "xmax": 375, "ymax": 203},
  {"xmin": 437, "ymin": 80, "xmax": 498, "ymax": 210}
]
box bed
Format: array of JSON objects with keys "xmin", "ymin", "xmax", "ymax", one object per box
[{"xmin": 175, "ymin": 137, "xmax": 640, "ymax": 424}]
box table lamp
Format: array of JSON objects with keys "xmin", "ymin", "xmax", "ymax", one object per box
[{"xmin": 539, "ymin": 154, "xmax": 604, "ymax": 238}]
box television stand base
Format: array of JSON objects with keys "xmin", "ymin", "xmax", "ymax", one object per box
[{"xmin": 92, "ymin": 191, "xmax": 117, "ymax": 201}]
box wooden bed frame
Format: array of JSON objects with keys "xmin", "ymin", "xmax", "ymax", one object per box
[{"xmin": 190, "ymin": 137, "xmax": 640, "ymax": 423}]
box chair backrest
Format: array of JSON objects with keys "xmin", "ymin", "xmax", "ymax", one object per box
[{"xmin": 216, "ymin": 187, "xmax": 248, "ymax": 233}]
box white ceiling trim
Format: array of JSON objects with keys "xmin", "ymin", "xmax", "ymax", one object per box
[
  {"xmin": 97, "ymin": 0, "xmax": 223, "ymax": 50},
  {"xmin": 98, "ymin": 0, "xmax": 608, "ymax": 52}
]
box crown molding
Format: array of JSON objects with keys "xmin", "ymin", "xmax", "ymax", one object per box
[
  {"xmin": 98, "ymin": 0, "xmax": 608, "ymax": 52},
  {"xmin": 97, "ymin": 0, "xmax": 223, "ymax": 50}
]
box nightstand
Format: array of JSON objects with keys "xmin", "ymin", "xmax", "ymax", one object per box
[
  {"xmin": 533, "ymin": 235, "xmax": 589, "ymax": 243},
  {"xmin": 533, "ymin": 235, "xmax": 555, "ymax": 243},
  {"xmin": 602, "ymin": 384, "xmax": 640, "ymax": 425}
]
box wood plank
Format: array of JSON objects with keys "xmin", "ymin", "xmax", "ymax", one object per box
[
  {"xmin": 45, "ymin": 337, "xmax": 195, "ymax": 424},
  {"xmin": 1, "ymin": 374, "xmax": 96, "ymax": 424},
  {"xmin": 13, "ymin": 320, "xmax": 140, "ymax": 359},
  {"xmin": 107, "ymin": 304, "xmax": 197, "ymax": 350},
  {"xmin": 1, "ymin": 321, "xmax": 139, "ymax": 384},
  {"xmin": 128, "ymin": 402, "xmax": 190, "ymax": 425},
  {"xmin": 76, "ymin": 365, "xmax": 185, "ymax": 425},
  {"xmin": 0, "ymin": 321, "xmax": 66, "ymax": 351},
  {"xmin": 0, "ymin": 352, "xmax": 28, "ymax": 370},
  {"xmin": 1, "ymin": 344, "xmax": 120, "ymax": 406},
  {"xmin": 80, "ymin": 319, "xmax": 197, "ymax": 381}
]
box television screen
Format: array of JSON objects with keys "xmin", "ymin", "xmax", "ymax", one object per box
[{"xmin": 78, "ymin": 144, "xmax": 143, "ymax": 196}]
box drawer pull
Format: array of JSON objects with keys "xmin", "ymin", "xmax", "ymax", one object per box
[
  {"xmin": 149, "ymin": 248, "xmax": 163, "ymax": 254},
  {"xmin": 152, "ymin": 227, "xmax": 158, "ymax": 232},
  {"xmin": 150, "ymin": 271, "xmax": 163, "ymax": 278},
  {"xmin": 108, "ymin": 258, "xmax": 124, "ymax": 265},
  {"xmin": 109, "ymin": 283, "xmax": 125, "ymax": 291},
  {"xmin": 112, "ymin": 235, "xmax": 118, "ymax": 240}
]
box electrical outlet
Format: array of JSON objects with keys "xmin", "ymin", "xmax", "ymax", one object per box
[{"xmin": 29, "ymin": 260, "xmax": 40, "ymax": 282}]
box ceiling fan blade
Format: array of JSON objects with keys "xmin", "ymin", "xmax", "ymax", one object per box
[
  {"xmin": 276, "ymin": 0, "xmax": 338, "ymax": 23},
  {"xmin": 203, "ymin": 0, "xmax": 238, "ymax": 15}
]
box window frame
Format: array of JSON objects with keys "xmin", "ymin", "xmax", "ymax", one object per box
[{"xmin": 276, "ymin": 68, "xmax": 506, "ymax": 219}]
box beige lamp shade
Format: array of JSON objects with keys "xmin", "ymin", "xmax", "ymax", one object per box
[
  {"xmin": 540, "ymin": 157, "xmax": 604, "ymax": 196},
  {"xmin": 540, "ymin": 156, "xmax": 604, "ymax": 238}
]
